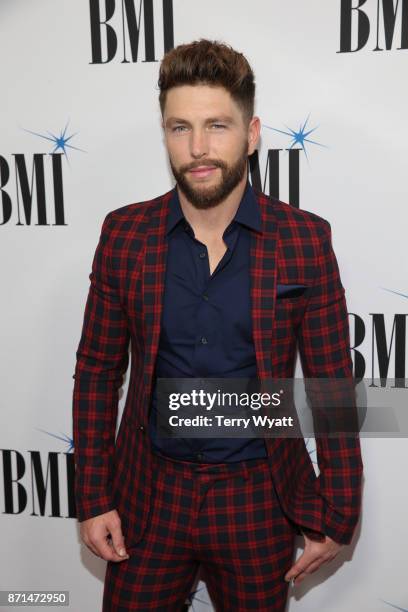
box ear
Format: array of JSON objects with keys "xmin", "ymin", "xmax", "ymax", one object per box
[{"xmin": 247, "ymin": 116, "xmax": 261, "ymax": 155}]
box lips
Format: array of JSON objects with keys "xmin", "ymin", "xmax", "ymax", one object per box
[{"xmin": 189, "ymin": 166, "xmax": 217, "ymax": 177}]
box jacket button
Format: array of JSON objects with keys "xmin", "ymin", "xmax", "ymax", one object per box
[{"xmin": 139, "ymin": 425, "xmax": 145, "ymax": 431}]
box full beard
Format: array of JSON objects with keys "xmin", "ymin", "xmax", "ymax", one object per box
[{"xmin": 169, "ymin": 142, "xmax": 249, "ymax": 210}]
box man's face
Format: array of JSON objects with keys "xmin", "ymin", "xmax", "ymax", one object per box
[{"xmin": 162, "ymin": 84, "xmax": 259, "ymax": 209}]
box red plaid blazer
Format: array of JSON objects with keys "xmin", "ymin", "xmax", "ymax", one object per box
[{"xmin": 72, "ymin": 186, "xmax": 363, "ymax": 546}]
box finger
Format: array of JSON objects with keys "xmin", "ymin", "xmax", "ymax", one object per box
[
  {"xmin": 299, "ymin": 557, "xmax": 324, "ymax": 578},
  {"xmin": 292, "ymin": 569, "xmax": 317, "ymax": 586},
  {"xmin": 109, "ymin": 520, "xmax": 128, "ymax": 558},
  {"xmin": 292, "ymin": 572, "xmax": 306, "ymax": 586},
  {"xmin": 284, "ymin": 550, "xmax": 323, "ymax": 582},
  {"xmin": 107, "ymin": 536, "xmax": 131, "ymax": 562},
  {"xmin": 92, "ymin": 536, "xmax": 129, "ymax": 562},
  {"xmin": 291, "ymin": 557, "xmax": 327, "ymax": 586}
]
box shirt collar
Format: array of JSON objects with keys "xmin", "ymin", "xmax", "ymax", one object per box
[{"xmin": 165, "ymin": 180, "xmax": 262, "ymax": 236}]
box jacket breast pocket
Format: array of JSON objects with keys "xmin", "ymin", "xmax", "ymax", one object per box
[{"xmin": 276, "ymin": 283, "xmax": 309, "ymax": 299}]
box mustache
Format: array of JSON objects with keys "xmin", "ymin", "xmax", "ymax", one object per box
[{"xmin": 182, "ymin": 160, "xmax": 225, "ymax": 172}]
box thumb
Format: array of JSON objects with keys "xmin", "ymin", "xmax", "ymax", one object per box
[{"xmin": 109, "ymin": 521, "xmax": 128, "ymax": 557}]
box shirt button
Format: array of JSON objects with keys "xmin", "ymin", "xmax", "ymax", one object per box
[
  {"xmin": 202, "ymin": 294, "xmax": 209, "ymax": 301},
  {"xmin": 196, "ymin": 453, "xmax": 204, "ymax": 460},
  {"xmin": 200, "ymin": 336, "xmax": 208, "ymax": 344},
  {"xmin": 199, "ymin": 252, "xmax": 206, "ymax": 258}
]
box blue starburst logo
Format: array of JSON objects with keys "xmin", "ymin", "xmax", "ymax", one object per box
[
  {"xmin": 381, "ymin": 288, "xmax": 408, "ymax": 300},
  {"xmin": 380, "ymin": 599, "xmax": 408, "ymax": 611},
  {"xmin": 262, "ymin": 113, "xmax": 328, "ymax": 163},
  {"xmin": 36, "ymin": 428, "xmax": 74, "ymax": 452},
  {"xmin": 21, "ymin": 118, "xmax": 86, "ymax": 166}
]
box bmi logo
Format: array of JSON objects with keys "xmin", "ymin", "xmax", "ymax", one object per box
[
  {"xmin": 351, "ymin": 289, "xmax": 408, "ymax": 386},
  {"xmin": 338, "ymin": 0, "xmax": 408, "ymax": 52},
  {"xmin": 0, "ymin": 430, "xmax": 75, "ymax": 518},
  {"xmin": 89, "ymin": 0, "xmax": 174, "ymax": 64},
  {"xmin": 0, "ymin": 120, "xmax": 83, "ymax": 226}
]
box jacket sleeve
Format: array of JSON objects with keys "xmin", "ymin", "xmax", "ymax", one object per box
[
  {"xmin": 297, "ymin": 220, "xmax": 364, "ymax": 545},
  {"xmin": 72, "ymin": 212, "xmax": 130, "ymax": 522}
]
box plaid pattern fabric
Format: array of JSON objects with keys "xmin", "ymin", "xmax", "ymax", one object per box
[
  {"xmin": 72, "ymin": 186, "xmax": 363, "ymax": 558},
  {"xmin": 102, "ymin": 453, "xmax": 295, "ymax": 611}
]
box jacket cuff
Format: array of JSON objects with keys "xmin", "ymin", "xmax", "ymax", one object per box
[
  {"xmin": 322, "ymin": 506, "xmax": 360, "ymax": 545},
  {"xmin": 300, "ymin": 527, "xmax": 326, "ymax": 542}
]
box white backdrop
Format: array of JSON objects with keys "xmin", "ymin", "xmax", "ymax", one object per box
[{"xmin": 1, "ymin": 1, "xmax": 407, "ymax": 610}]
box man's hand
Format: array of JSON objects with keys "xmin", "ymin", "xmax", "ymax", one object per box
[
  {"xmin": 80, "ymin": 509, "xmax": 130, "ymax": 562},
  {"xmin": 284, "ymin": 532, "xmax": 342, "ymax": 586}
]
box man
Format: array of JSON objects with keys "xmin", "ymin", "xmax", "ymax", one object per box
[{"xmin": 72, "ymin": 39, "xmax": 363, "ymax": 611}]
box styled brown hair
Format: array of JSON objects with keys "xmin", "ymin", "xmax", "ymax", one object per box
[{"xmin": 158, "ymin": 38, "xmax": 255, "ymax": 125}]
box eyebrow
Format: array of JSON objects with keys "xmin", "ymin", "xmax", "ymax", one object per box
[{"xmin": 165, "ymin": 115, "xmax": 235, "ymax": 127}]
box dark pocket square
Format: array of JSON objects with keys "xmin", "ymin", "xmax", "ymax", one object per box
[{"xmin": 276, "ymin": 283, "xmax": 308, "ymax": 298}]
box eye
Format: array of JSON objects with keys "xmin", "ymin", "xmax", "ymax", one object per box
[
  {"xmin": 211, "ymin": 123, "xmax": 226, "ymax": 129},
  {"xmin": 172, "ymin": 125, "xmax": 188, "ymax": 132}
]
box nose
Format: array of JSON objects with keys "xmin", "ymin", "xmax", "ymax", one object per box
[{"xmin": 190, "ymin": 128, "xmax": 209, "ymax": 159}]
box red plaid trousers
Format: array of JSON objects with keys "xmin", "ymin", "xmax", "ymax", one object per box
[{"xmin": 102, "ymin": 451, "xmax": 297, "ymax": 611}]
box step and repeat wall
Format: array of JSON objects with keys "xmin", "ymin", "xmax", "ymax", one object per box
[{"xmin": 1, "ymin": 1, "xmax": 407, "ymax": 611}]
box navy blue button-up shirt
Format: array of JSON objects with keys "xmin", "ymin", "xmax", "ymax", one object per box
[{"xmin": 147, "ymin": 180, "xmax": 268, "ymax": 462}]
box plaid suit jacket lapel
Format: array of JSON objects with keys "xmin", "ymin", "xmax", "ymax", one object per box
[
  {"xmin": 141, "ymin": 190, "xmax": 172, "ymax": 406},
  {"xmin": 249, "ymin": 191, "xmax": 279, "ymax": 379}
]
